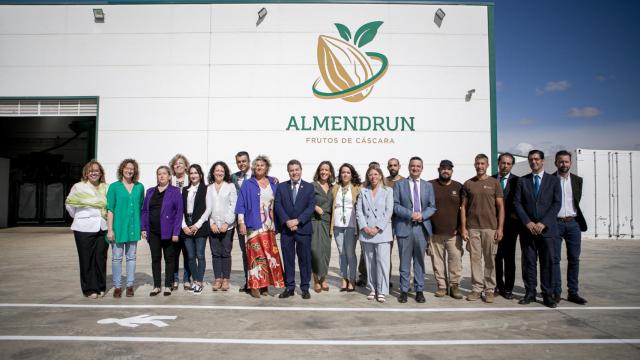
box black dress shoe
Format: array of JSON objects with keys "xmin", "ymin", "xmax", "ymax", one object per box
[
  {"xmin": 415, "ymin": 291, "xmax": 426, "ymax": 303},
  {"xmin": 301, "ymin": 290, "xmax": 311, "ymax": 299},
  {"xmin": 356, "ymin": 279, "xmax": 366, "ymax": 287},
  {"xmin": 518, "ymin": 294, "xmax": 536, "ymax": 305},
  {"xmin": 503, "ymin": 291, "xmax": 514, "ymax": 300},
  {"xmin": 543, "ymin": 295, "xmax": 557, "ymax": 308},
  {"xmin": 278, "ymin": 289, "xmax": 295, "ymax": 299},
  {"xmin": 553, "ymin": 293, "xmax": 561, "ymax": 303},
  {"xmin": 398, "ymin": 292, "xmax": 408, "ymax": 303},
  {"xmin": 567, "ymin": 293, "xmax": 587, "ymax": 305}
]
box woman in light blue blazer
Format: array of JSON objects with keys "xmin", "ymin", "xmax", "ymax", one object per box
[{"xmin": 356, "ymin": 166, "xmax": 394, "ymax": 303}]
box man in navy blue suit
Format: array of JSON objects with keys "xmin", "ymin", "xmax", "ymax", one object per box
[
  {"xmin": 274, "ymin": 159, "xmax": 316, "ymax": 299},
  {"xmin": 514, "ymin": 150, "xmax": 562, "ymax": 308}
]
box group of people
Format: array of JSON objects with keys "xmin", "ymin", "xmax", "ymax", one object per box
[{"xmin": 65, "ymin": 149, "xmax": 587, "ymax": 308}]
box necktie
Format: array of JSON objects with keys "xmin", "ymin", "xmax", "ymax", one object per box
[
  {"xmin": 412, "ymin": 179, "xmax": 420, "ymax": 212},
  {"xmin": 500, "ymin": 176, "xmax": 507, "ymax": 191},
  {"xmin": 534, "ymin": 175, "xmax": 540, "ymax": 196},
  {"xmin": 292, "ymin": 182, "xmax": 298, "ymax": 204}
]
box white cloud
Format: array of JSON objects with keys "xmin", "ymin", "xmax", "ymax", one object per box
[
  {"xmin": 499, "ymin": 121, "xmax": 640, "ymax": 156},
  {"xmin": 595, "ymin": 74, "xmax": 615, "ymax": 82},
  {"xmin": 537, "ymin": 80, "xmax": 571, "ymax": 94},
  {"xmin": 512, "ymin": 142, "xmax": 534, "ymax": 155},
  {"xmin": 568, "ymin": 107, "xmax": 601, "ymax": 118},
  {"xmin": 516, "ymin": 118, "xmax": 535, "ymax": 126}
]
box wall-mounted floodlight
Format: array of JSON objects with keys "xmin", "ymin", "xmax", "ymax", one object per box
[
  {"xmin": 93, "ymin": 8, "xmax": 105, "ymax": 23},
  {"xmin": 256, "ymin": 7, "xmax": 267, "ymax": 27},
  {"xmin": 434, "ymin": 8, "xmax": 445, "ymax": 28},
  {"xmin": 465, "ymin": 89, "xmax": 476, "ymax": 102}
]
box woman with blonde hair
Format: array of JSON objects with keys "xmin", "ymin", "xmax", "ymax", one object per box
[
  {"xmin": 356, "ymin": 166, "xmax": 394, "ymax": 303},
  {"xmin": 235, "ymin": 155, "xmax": 285, "ymax": 298},
  {"xmin": 65, "ymin": 160, "xmax": 108, "ymax": 298},
  {"xmin": 169, "ymin": 153, "xmax": 191, "ymax": 290}
]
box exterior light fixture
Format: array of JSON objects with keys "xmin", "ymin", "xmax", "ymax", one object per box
[
  {"xmin": 256, "ymin": 7, "xmax": 267, "ymax": 27},
  {"xmin": 434, "ymin": 8, "xmax": 445, "ymax": 28},
  {"xmin": 465, "ymin": 89, "xmax": 476, "ymax": 102},
  {"xmin": 93, "ymin": 8, "xmax": 105, "ymax": 23}
]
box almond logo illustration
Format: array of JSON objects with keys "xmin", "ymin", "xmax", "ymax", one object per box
[{"xmin": 313, "ymin": 21, "xmax": 389, "ymax": 102}]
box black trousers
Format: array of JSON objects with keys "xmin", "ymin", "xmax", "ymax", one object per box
[
  {"xmin": 236, "ymin": 226, "xmax": 248, "ymax": 285},
  {"xmin": 73, "ymin": 230, "xmax": 107, "ymax": 295},
  {"xmin": 520, "ymin": 231, "xmax": 555, "ymax": 296},
  {"xmin": 495, "ymin": 221, "xmax": 520, "ymax": 292},
  {"xmin": 148, "ymin": 231, "xmax": 176, "ymax": 288}
]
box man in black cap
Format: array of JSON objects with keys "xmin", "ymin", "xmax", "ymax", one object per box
[{"xmin": 428, "ymin": 160, "xmax": 464, "ymax": 299}]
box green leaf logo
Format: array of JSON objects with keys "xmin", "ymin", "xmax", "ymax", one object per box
[
  {"xmin": 353, "ymin": 21, "xmax": 383, "ymax": 48},
  {"xmin": 334, "ymin": 23, "xmax": 351, "ymax": 42}
]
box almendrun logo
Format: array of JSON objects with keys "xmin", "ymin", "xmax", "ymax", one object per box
[{"xmin": 312, "ymin": 21, "xmax": 389, "ymax": 102}]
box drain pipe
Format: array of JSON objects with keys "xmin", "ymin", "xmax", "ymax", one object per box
[
  {"xmin": 593, "ymin": 151, "xmax": 598, "ymax": 238},
  {"xmin": 608, "ymin": 152, "xmax": 612, "ymax": 238},
  {"xmin": 630, "ymin": 152, "xmax": 635, "ymax": 238},
  {"xmin": 615, "ymin": 152, "xmax": 620, "ymax": 238}
]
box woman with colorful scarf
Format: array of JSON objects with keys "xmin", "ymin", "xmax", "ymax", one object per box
[
  {"xmin": 235, "ymin": 155, "xmax": 285, "ymax": 298},
  {"xmin": 65, "ymin": 160, "xmax": 108, "ymax": 299}
]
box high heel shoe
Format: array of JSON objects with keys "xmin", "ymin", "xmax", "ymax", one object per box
[{"xmin": 249, "ymin": 288, "xmax": 261, "ymax": 298}]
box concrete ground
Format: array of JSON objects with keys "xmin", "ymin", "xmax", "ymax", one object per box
[{"xmin": 0, "ymin": 227, "xmax": 639, "ymax": 359}]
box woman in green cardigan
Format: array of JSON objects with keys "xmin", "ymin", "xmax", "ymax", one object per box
[{"xmin": 107, "ymin": 158, "xmax": 144, "ymax": 298}]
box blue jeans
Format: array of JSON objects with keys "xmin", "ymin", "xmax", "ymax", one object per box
[
  {"xmin": 184, "ymin": 236, "xmax": 207, "ymax": 283},
  {"xmin": 111, "ymin": 241, "xmax": 137, "ymax": 288},
  {"xmin": 334, "ymin": 227, "xmax": 357, "ymax": 281},
  {"xmin": 553, "ymin": 219, "xmax": 582, "ymax": 296}
]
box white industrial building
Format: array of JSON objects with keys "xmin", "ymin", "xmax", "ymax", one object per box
[{"xmin": 0, "ymin": 1, "xmax": 496, "ymax": 226}]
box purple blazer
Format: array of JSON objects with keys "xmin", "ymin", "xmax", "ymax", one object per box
[
  {"xmin": 141, "ymin": 185, "xmax": 183, "ymax": 240},
  {"xmin": 235, "ymin": 176, "xmax": 278, "ymax": 231}
]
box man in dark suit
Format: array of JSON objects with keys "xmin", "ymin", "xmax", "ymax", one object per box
[
  {"xmin": 230, "ymin": 151, "xmax": 251, "ymax": 293},
  {"xmin": 514, "ymin": 150, "xmax": 562, "ymax": 308},
  {"xmin": 492, "ymin": 153, "xmax": 520, "ymax": 300},
  {"xmin": 274, "ymin": 159, "xmax": 316, "ymax": 299},
  {"xmin": 552, "ymin": 150, "xmax": 588, "ymax": 305}
]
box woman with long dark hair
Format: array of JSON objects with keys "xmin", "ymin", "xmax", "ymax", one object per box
[
  {"xmin": 206, "ymin": 161, "xmax": 237, "ymax": 291},
  {"xmin": 330, "ymin": 163, "xmax": 362, "ymax": 292},
  {"xmin": 181, "ymin": 164, "xmax": 210, "ymax": 294}
]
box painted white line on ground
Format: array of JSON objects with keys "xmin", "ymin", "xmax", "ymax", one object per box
[
  {"xmin": 0, "ymin": 335, "xmax": 639, "ymax": 346},
  {"xmin": 0, "ymin": 303, "xmax": 639, "ymax": 312}
]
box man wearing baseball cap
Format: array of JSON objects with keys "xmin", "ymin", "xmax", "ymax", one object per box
[{"xmin": 428, "ymin": 160, "xmax": 464, "ymax": 299}]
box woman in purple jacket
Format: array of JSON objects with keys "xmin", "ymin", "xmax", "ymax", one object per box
[{"xmin": 142, "ymin": 166, "xmax": 184, "ymax": 296}]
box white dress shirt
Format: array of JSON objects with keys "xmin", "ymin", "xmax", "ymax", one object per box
[
  {"xmin": 334, "ymin": 185, "xmax": 356, "ymax": 228},
  {"xmin": 206, "ymin": 182, "xmax": 238, "ymax": 229},
  {"xmin": 65, "ymin": 183, "xmax": 108, "ymax": 232},
  {"xmin": 237, "ymin": 170, "xmax": 252, "ymax": 189},
  {"xmin": 557, "ymin": 174, "xmax": 577, "ymax": 217},
  {"xmin": 181, "ymin": 184, "xmax": 210, "ymax": 229}
]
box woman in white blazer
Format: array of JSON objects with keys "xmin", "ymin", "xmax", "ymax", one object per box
[
  {"xmin": 206, "ymin": 161, "xmax": 238, "ymax": 291},
  {"xmin": 356, "ymin": 166, "xmax": 394, "ymax": 303},
  {"xmin": 65, "ymin": 160, "xmax": 109, "ymax": 299}
]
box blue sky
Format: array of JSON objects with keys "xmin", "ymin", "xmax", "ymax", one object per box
[{"xmin": 483, "ymin": 0, "xmax": 640, "ymax": 155}]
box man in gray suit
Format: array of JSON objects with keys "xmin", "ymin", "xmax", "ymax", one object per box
[{"xmin": 393, "ymin": 156, "xmax": 437, "ymax": 303}]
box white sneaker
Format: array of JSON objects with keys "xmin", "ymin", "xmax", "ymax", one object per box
[{"xmin": 193, "ymin": 284, "xmax": 203, "ymax": 294}]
